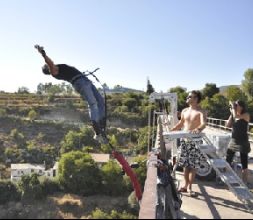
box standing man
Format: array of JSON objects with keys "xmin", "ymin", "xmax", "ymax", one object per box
[
  {"xmin": 35, "ymin": 45, "xmax": 107, "ymax": 144},
  {"xmin": 171, "ymin": 90, "xmax": 207, "ymax": 197}
]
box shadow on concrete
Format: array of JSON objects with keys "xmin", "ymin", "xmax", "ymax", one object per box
[
  {"xmin": 177, "ymin": 171, "xmax": 253, "ymax": 218},
  {"xmin": 198, "ymin": 184, "xmax": 221, "ymax": 219},
  {"xmin": 180, "ymin": 210, "xmax": 200, "ymax": 219},
  {"xmin": 183, "ymin": 185, "xmax": 252, "ymax": 215}
]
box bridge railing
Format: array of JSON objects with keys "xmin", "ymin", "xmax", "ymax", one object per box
[
  {"xmin": 207, "ymin": 117, "xmax": 253, "ymax": 140},
  {"xmin": 139, "ymin": 114, "xmax": 173, "ymax": 219}
]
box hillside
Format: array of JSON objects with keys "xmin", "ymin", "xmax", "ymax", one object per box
[
  {"xmin": 0, "ymin": 193, "xmax": 132, "ymax": 219},
  {"xmin": 0, "ymin": 91, "xmax": 150, "ymax": 219}
]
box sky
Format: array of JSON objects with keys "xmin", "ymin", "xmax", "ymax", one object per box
[{"xmin": 0, "ymin": 0, "xmax": 253, "ymax": 93}]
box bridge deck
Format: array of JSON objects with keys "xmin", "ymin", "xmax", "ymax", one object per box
[
  {"xmin": 179, "ymin": 127, "xmax": 253, "ymax": 218},
  {"xmin": 179, "ymin": 170, "xmax": 253, "ymax": 219}
]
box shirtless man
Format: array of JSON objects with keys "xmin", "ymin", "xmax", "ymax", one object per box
[{"xmin": 171, "ymin": 90, "xmax": 207, "ymax": 197}]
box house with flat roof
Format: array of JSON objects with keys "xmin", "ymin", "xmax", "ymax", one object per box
[
  {"xmin": 10, "ymin": 154, "xmax": 110, "ymax": 182},
  {"xmin": 11, "ymin": 163, "xmax": 45, "ymax": 182},
  {"xmin": 11, "ymin": 162, "xmax": 58, "ymax": 182}
]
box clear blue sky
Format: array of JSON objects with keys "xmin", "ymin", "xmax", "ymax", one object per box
[{"xmin": 0, "ymin": 0, "xmax": 253, "ymax": 93}]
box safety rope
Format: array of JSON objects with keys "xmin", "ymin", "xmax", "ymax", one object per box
[{"xmin": 84, "ymin": 69, "xmax": 143, "ymax": 201}]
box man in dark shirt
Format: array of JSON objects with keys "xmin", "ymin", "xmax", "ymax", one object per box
[{"xmin": 35, "ymin": 45, "xmax": 107, "ymax": 144}]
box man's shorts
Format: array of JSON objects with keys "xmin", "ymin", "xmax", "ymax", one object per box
[{"xmin": 178, "ymin": 140, "xmax": 207, "ymax": 169}]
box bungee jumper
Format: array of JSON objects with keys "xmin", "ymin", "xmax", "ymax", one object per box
[
  {"xmin": 35, "ymin": 45, "xmax": 143, "ymax": 201},
  {"xmin": 35, "ymin": 45, "xmax": 107, "ymax": 144}
]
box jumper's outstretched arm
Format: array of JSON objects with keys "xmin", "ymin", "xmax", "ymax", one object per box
[{"xmin": 34, "ymin": 45, "xmax": 59, "ymax": 76}]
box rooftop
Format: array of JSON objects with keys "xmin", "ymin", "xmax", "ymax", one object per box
[
  {"xmin": 90, "ymin": 153, "xmax": 110, "ymax": 163},
  {"xmin": 11, "ymin": 163, "xmax": 45, "ymax": 170}
]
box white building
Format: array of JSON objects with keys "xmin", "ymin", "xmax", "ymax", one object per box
[
  {"xmin": 11, "ymin": 154, "xmax": 110, "ymax": 182},
  {"xmin": 11, "ymin": 164, "xmax": 45, "ymax": 182},
  {"xmin": 44, "ymin": 162, "xmax": 59, "ymax": 179},
  {"xmin": 11, "ymin": 162, "xmax": 58, "ymax": 182}
]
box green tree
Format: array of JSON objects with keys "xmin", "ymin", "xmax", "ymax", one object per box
[
  {"xmin": 10, "ymin": 129, "xmax": 26, "ymax": 148},
  {"xmin": 242, "ymin": 68, "xmax": 253, "ymax": 99},
  {"xmin": 0, "ymin": 108, "xmax": 7, "ymax": 117},
  {"xmin": 110, "ymin": 134, "xmax": 119, "ymax": 146},
  {"xmin": 101, "ymin": 160, "xmax": 126, "ymax": 196},
  {"xmin": 0, "ymin": 180, "xmax": 20, "ymax": 204},
  {"xmin": 114, "ymin": 85, "xmax": 123, "ymax": 90},
  {"xmin": 100, "ymin": 144, "xmax": 112, "ymax": 154},
  {"xmin": 4, "ymin": 147, "xmax": 23, "ymax": 163},
  {"xmin": 169, "ymin": 86, "xmax": 188, "ymax": 111},
  {"xmin": 37, "ymin": 83, "xmax": 45, "ymax": 95},
  {"xmin": 10, "ymin": 129, "xmax": 23, "ymax": 140},
  {"xmin": 131, "ymin": 156, "xmax": 147, "ymax": 188},
  {"xmin": 40, "ymin": 178, "xmax": 60, "ymax": 196},
  {"xmin": 146, "ymin": 79, "xmax": 155, "ymax": 95},
  {"xmin": 26, "ymin": 144, "xmax": 45, "ymax": 164},
  {"xmin": 18, "ymin": 173, "xmax": 44, "ymax": 201},
  {"xmin": 224, "ymin": 86, "xmax": 247, "ymax": 102},
  {"xmin": 10, "ymin": 129, "xmax": 26, "ymax": 149},
  {"xmin": 17, "ymin": 87, "xmax": 30, "ymax": 94},
  {"xmin": 123, "ymin": 98, "xmax": 138, "ymax": 112},
  {"xmin": 202, "ymin": 83, "xmax": 220, "ymax": 99},
  {"xmin": 65, "ymin": 84, "xmax": 74, "ymax": 95},
  {"xmin": 61, "ymin": 127, "xmax": 97, "ymax": 154},
  {"xmin": 247, "ymin": 101, "xmax": 253, "ymax": 122},
  {"xmin": 124, "ymin": 155, "xmax": 147, "ymax": 194},
  {"xmin": 136, "ymin": 127, "xmax": 150, "ymax": 154},
  {"xmin": 48, "ymin": 94, "xmax": 55, "ymax": 102},
  {"xmin": 28, "ymin": 109, "xmax": 38, "ymax": 121},
  {"xmin": 201, "ymin": 94, "xmax": 230, "ymax": 119},
  {"xmin": 107, "ymin": 93, "xmax": 123, "ymax": 107},
  {"xmin": 58, "ymin": 151, "xmax": 102, "ymax": 195}
]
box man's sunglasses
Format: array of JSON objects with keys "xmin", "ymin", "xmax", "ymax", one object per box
[{"xmin": 187, "ymin": 95, "xmax": 197, "ymax": 99}]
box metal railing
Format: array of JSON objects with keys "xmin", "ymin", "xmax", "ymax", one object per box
[{"xmin": 207, "ymin": 117, "xmax": 253, "ymax": 140}]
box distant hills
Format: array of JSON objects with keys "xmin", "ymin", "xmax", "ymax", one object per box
[
  {"xmin": 219, "ymin": 85, "xmax": 241, "ymax": 93},
  {"xmin": 101, "ymin": 85, "xmax": 144, "ymax": 94}
]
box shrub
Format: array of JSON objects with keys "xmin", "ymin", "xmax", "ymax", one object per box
[
  {"xmin": 41, "ymin": 178, "xmax": 61, "ymax": 195},
  {"xmin": 9, "ymin": 129, "xmax": 26, "ymax": 149},
  {"xmin": 60, "ymin": 127, "xmax": 97, "ymax": 154},
  {"xmin": 91, "ymin": 208, "xmax": 109, "ymax": 219},
  {"xmin": 128, "ymin": 191, "xmax": 139, "ymax": 213},
  {"xmin": 18, "ymin": 173, "xmax": 44, "ymax": 201},
  {"xmin": 0, "ymin": 108, "xmax": 7, "ymax": 117},
  {"xmin": 136, "ymin": 127, "xmax": 150, "ymax": 154},
  {"xmin": 58, "ymin": 151, "xmax": 102, "ymax": 195},
  {"xmin": 101, "ymin": 160, "xmax": 127, "ymax": 196},
  {"xmin": 28, "ymin": 109, "xmax": 38, "ymax": 121},
  {"xmin": 0, "ymin": 180, "xmax": 21, "ymax": 204},
  {"xmin": 91, "ymin": 208, "xmax": 137, "ymax": 219}
]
